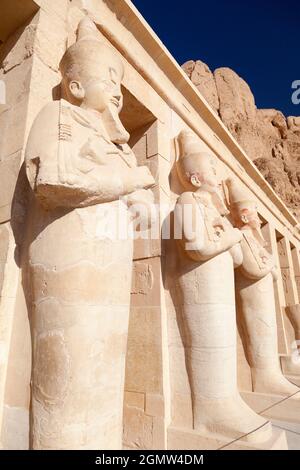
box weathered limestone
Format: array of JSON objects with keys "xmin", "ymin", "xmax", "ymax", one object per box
[
  {"xmin": 0, "ymin": 4, "xmax": 50, "ymax": 447},
  {"xmin": 0, "ymin": 0, "xmax": 299, "ymax": 451},
  {"xmin": 182, "ymin": 60, "xmax": 219, "ymax": 114},
  {"xmin": 25, "ymin": 17, "xmax": 154, "ymax": 449},
  {"xmin": 169, "ymin": 130, "xmax": 271, "ymax": 443}
]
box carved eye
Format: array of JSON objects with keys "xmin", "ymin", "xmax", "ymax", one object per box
[{"xmin": 109, "ymin": 67, "xmax": 118, "ymax": 85}]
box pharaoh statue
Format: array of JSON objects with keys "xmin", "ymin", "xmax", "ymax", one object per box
[
  {"xmin": 227, "ymin": 178, "xmax": 300, "ymax": 396},
  {"xmin": 24, "ymin": 17, "xmax": 154, "ymax": 449},
  {"xmin": 173, "ymin": 130, "xmax": 271, "ymax": 442}
]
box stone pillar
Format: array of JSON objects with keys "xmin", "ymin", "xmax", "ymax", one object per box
[
  {"xmin": 277, "ymin": 235, "xmax": 299, "ymax": 307},
  {"xmin": 261, "ymin": 223, "xmax": 289, "ymax": 354},
  {"xmin": 0, "ymin": 0, "xmax": 70, "ymax": 449},
  {"xmin": 277, "ymin": 235, "xmax": 300, "ymax": 353},
  {"xmin": 291, "ymin": 244, "xmax": 300, "ymax": 300},
  {"xmin": 123, "ymin": 119, "xmax": 171, "ymax": 450}
]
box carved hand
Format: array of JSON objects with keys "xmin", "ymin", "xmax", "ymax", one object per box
[
  {"xmin": 129, "ymin": 166, "xmax": 155, "ymax": 191},
  {"xmin": 124, "ymin": 189, "xmax": 155, "ymax": 230},
  {"xmin": 229, "ymin": 242, "xmax": 243, "ymax": 268}
]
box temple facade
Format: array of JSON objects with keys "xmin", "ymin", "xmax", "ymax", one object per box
[{"xmin": 0, "ymin": 0, "xmax": 299, "ymax": 450}]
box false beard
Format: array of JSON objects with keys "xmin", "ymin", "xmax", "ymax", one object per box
[
  {"xmin": 102, "ymin": 105, "xmax": 129, "ymax": 145},
  {"xmin": 252, "ymin": 226, "xmax": 268, "ymax": 248}
]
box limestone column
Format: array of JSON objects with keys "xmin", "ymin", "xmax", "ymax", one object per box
[
  {"xmin": 288, "ymin": 245, "xmax": 300, "ymax": 342},
  {"xmin": 277, "ymin": 235, "xmax": 300, "ymax": 355},
  {"xmin": 25, "ymin": 17, "xmax": 155, "ymax": 449},
  {"xmin": 0, "ymin": 0, "xmax": 69, "ymax": 449},
  {"xmin": 278, "ymin": 236, "xmax": 299, "ymax": 307},
  {"xmin": 291, "ymin": 244, "xmax": 300, "ymax": 300}
]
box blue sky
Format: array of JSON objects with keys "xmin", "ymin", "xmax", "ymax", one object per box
[{"xmin": 132, "ymin": 0, "xmax": 300, "ymax": 117}]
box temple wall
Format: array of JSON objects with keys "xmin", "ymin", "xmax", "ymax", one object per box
[{"xmin": 0, "ymin": 0, "xmax": 69, "ymax": 449}]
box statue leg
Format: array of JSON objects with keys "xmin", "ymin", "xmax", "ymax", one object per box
[
  {"xmin": 28, "ymin": 204, "xmax": 133, "ymax": 449},
  {"xmin": 178, "ymin": 252, "xmax": 271, "ymax": 443},
  {"xmin": 236, "ymin": 272, "xmax": 299, "ymax": 396}
]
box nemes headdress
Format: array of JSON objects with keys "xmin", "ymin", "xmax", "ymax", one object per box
[
  {"xmin": 176, "ymin": 130, "xmax": 216, "ymax": 187},
  {"xmin": 59, "ymin": 16, "xmax": 124, "ymax": 82}
]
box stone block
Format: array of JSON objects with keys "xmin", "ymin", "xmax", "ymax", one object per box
[
  {"xmin": 157, "ymin": 154, "xmax": 171, "ymax": 197},
  {"xmin": 30, "ymin": 55, "xmax": 61, "ymax": 104},
  {"xmin": 1, "ymin": 405, "xmax": 29, "ymax": 450},
  {"xmin": 125, "ymin": 306, "xmax": 163, "ymax": 394},
  {"xmin": 131, "ymin": 133, "xmax": 147, "ymax": 163},
  {"xmin": 145, "ymin": 393, "xmax": 164, "ymax": 417},
  {"xmin": 0, "ymin": 151, "xmax": 22, "ymax": 223},
  {"xmin": 131, "ymin": 257, "xmax": 161, "ymax": 307},
  {"xmin": 0, "ymin": 57, "xmax": 33, "ymax": 106},
  {"xmin": 133, "ymin": 237, "xmax": 161, "ymax": 261},
  {"xmin": 0, "ymin": 0, "xmax": 39, "ymax": 44},
  {"xmin": 1, "ymin": 18, "xmax": 38, "ymax": 73},
  {"xmin": 124, "ymin": 391, "xmax": 145, "ymax": 411},
  {"xmin": 33, "ymin": 9, "xmax": 67, "ymax": 71},
  {"xmin": 123, "ymin": 405, "xmax": 153, "ymax": 450},
  {"xmin": 0, "ymin": 225, "xmax": 9, "ymax": 295},
  {"xmin": 1, "ymin": 7, "xmax": 66, "ymax": 75},
  {"xmin": 0, "ymin": 97, "xmax": 29, "ymax": 159},
  {"xmin": 152, "ymin": 416, "xmax": 166, "ymax": 449},
  {"xmin": 35, "ymin": 0, "xmax": 69, "ymax": 21},
  {"xmin": 146, "ymin": 120, "xmax": 170, "ymax": 161}
]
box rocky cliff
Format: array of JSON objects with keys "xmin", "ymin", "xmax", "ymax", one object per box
[{"xmin": 182, "ymin": 60, "xmax": 300, "ymax": 220}]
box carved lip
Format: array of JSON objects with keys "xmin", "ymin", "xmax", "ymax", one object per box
[{"xmin": 110, "ymin": 98, "xmax": 120, "ymax": 107}]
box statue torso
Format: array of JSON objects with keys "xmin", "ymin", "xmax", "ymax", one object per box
[{"xmin": 239, "ymin": 229, "xmax": 275, "ymax": 279}]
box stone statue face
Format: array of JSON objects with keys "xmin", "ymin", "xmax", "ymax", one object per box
[
  {"xmin": 68, "ymin": 65, "xmax": 123, "ymax": 115},
  {"xmin": 64, "ymin": 60, "xmax": 129, "ymax": 144},
  {"xmin": 239, "ymin": 206, "xmax": 261, "ymax": 230},
  {"xmin": 191, "ymin": 165, "xmax": 218, "ymax": 192}
]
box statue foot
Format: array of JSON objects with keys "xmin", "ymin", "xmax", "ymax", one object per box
[
  {"xmin": 252, "ymin": 370, "xmax": 300, "ymax": 396},
  {"xmin": 193, "ymin": 394, "xmax": 272, "ymax": 443}
]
